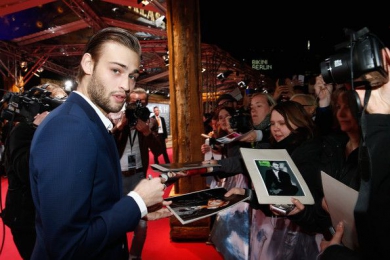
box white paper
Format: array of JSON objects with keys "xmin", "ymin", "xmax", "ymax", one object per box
[{"xmin": 321, "ymin": 171, "xmax": 359, "ymax": 250}]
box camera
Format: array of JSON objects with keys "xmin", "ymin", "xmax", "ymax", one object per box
[
  {"xmin": 229, "ymin": 108, "xmax": 253, "ymax": 134},
  {"xmin": 125, "ymin": 99, "xmax": 151, "ymax": 126},
  {"xmin": 320, "ymin": 27, "xmax": 388, "ymax": 89},
  {"xmin": 0, "ymin": 87, "xmax": 65, "ymax": 122}
]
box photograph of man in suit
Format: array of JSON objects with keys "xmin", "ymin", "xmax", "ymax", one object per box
[
  {"xmin": 265, "ymin": 161, "xmax": 298, "ymax": 196},
  {"xmin": 151, "ymin": 106, "xmax": 170, "ymax": 164}
]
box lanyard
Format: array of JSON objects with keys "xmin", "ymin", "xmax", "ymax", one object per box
[{"xmin": 129, "ymin": 129, "xmax": 137, "ymax": 154}]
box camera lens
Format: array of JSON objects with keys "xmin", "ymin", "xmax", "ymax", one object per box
[{"xmin": 320, "ymin": 51, "xmax": 351, "ymax": 85}]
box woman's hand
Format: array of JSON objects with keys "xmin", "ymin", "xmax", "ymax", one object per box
[
  {"xmin": 239, "ymin": 130, "xmax": 258, "ymax": 143},
  {"xmin": 201, "ymin": 143, "xmax": 211, "ymax": 154},
  {"xmin": 287, "ymin": 197, "xmax": 305, "ymax": 215},
  {"xmin": 320, "ymin": 221, "xmax": 344, "ymax": 252},
  {"xmin": 314, "ymin": 75, "xmax": 333, "ymax": 107}
]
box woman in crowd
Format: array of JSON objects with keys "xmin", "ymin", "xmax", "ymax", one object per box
[
  {"xmin": 202, "ymin": 92, "xmax": 276, "ymax": 175},
  {"xmin": 225, "ymin": 100, "xmax": 325, "ymax": 260},
  {"xmin": 200, "ymin": 105, "xmax": 252, "ymax": 259}
]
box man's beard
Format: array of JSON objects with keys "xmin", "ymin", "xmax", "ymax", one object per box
[{"xmin": 87, "ymin": 74, "xmax": 124, "ymax": 114}]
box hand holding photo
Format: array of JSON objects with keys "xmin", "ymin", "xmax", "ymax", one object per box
[
  {"xmin": 240, "ymin": 148, "xmax": 314, "ymax": 205},
  {"xmin": 165, "ymin": 187, "xmax": 249, "ymax": 225}
]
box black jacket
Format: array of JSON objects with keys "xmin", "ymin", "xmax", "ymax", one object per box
[{"xmin": 1, "ymin": 122, "xmax": 36, "ymax": 229}]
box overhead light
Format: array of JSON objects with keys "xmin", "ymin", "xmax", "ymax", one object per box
[
  {"xmin": 238, "ymin": 81, "xmax": 246, "ymax": 88},
  {"xmin": 137, "ymin": 0, "xmax": 151, "ymax": 6},
  {"xmin": 20, "ymin": 61, "xmax": 27, "ymax": 69},
  {"xmin": 64, "ymin": 80, "xmax": 74, "ymax": 92},
  {"xmin": 216, "ymin": 70, "xmax": 233, "ymax": 80}
]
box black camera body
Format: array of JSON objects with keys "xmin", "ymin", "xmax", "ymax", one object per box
[
  {"xmin": 0, "ymin": 87, "xmax": 65, "ymax": 122},
  {"xmin": 320, "ymin": 27, "xmax": 388, "ymax": 89},
  {"xmin": 125, "ymin": 100, "xmax": 151, "ymax": 126},
  {"xmin": 229, "ymin": 108, "xmax": 253, "ymax": 134}
]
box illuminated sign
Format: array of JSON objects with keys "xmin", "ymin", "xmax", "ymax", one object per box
[
  {"xmin": 252, "ymin": 59, "xmax": 272, "ymax": 71},
  {"xmin": 129, "ymin": 7, "xmax": 164, "ymax": 22}
]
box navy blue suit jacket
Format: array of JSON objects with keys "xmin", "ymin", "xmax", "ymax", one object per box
[{"xmin": 29, "ymin": 93, "xmax": 141, "ymax": 259}]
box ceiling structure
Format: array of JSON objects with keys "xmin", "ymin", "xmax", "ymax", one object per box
[{"xmin": 0, "ymin": 0, "xmax": 264, "ymax": 101}]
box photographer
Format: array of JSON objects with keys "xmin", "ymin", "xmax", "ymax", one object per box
[
  {"xmin": 0, "ymin": 83, "xmax": 67, "ymax": 260},
  {"xmin": 109, "ymin": 87, "xmax": 162, "ymax": 260},
  {"xmin": 318, "ymin": 28, "xmax": 390, "ymax": 259}
]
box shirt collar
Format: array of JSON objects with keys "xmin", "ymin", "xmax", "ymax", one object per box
[{"xmin": 73, "ymin": 91, "xmax": 113, "ymax": 132}]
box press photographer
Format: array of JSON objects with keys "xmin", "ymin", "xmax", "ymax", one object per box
[
  {"xmin": 0, "ymin": 83, "xmax": 67, "ymax": 259},
  {"xmin": 125, "ymin": 99, "xmax": 151, "ymax": 126},
  {"xmin": 229, "ymin": 108, "xmax": 253, "ymax": 134},
  {"xmin": 320, "ymin": 27, "xmax": 388, "ymax": 90},
  {"xmin": 318, "ymin": 27, "xmax": 390, "ymax": 260},
  {"xmin": 108, "ymin": 87, "xmax": 162, "ymax": 260},
  {"xmin": 0, "ymin": 83, "xmax": 67, "ymax": 123}
]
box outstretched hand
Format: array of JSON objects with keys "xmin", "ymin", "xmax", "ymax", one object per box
[
  {"xmin": 320, "ymin": 221, "xmax": 344, "ymax": 252},
  {"xmin": 224, "ymin": 187, "xmax": 245, "ymax": 197},
  {"xmin": 314, "ymin": 75, "xmax": 333, "ymax": 107},
  {"xmin": 145, "ymin": 201, "xmax": 173, "ymax": 221}
]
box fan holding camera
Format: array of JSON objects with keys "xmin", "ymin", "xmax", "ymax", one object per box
[{"xmin": 273, "ymin": 77, "xmax": 295, "ymax": 102}]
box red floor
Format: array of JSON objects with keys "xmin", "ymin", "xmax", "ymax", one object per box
[{"xmin": 0, "ymin": 148, "xmax": 223, "ymax": 260}]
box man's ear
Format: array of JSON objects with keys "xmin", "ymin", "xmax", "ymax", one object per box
[{"xmin": 80, "ymin": 53, "xmax": 94, "ymax": 75}]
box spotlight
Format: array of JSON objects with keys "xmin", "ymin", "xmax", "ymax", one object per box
[
  {"xmin": 20, "ymin": 61, "xmax": 27, "ymax": 70},
  {"xmin": 216, "ymin": 70, "xmax": 233, "ymax": 80},
  {"xmin": 137, "ymin": 0, "xmax": 151, "ymax": 6},
  {"xmin": 238, "ymin": 81, "xmax": 246, "ymax": 88}
]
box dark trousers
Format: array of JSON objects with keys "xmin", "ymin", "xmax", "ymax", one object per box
[
  {"xmin": 10, "ymin": 226, "xmax": 36, "ymax": 260},
  {"xmin": 154, "ymin": 134, "xmax": 170, "ymax": 164}
]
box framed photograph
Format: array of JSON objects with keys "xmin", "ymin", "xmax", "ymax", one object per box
[
  {"xmin": 165, "ymin": 187, "xmax": 249, "ymax": 225},
  {"xmin": 240, "ymin": 148, "xmax": 314, "ymax": 205}
]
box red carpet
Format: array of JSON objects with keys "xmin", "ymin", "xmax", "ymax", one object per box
[{"xmin": 0, "ymin": 148, "xmax": 223, "ymax": 260}]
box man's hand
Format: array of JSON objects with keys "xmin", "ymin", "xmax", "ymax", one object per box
[
  {"xmin": 109, "ymin": 111, "xmax": 127, "ymax": 133},
  {"xmin": 33, "ymin": 111, "xmax": 50, "ymax": 126},
  {"xmin": 144, "ymin": 201, "xmax": 173, "ymax": 220},
  {"xmin": 133, "ymin": 178, "xmax": 165, "ymax": 207},
  {"xmin": 320, "ymin": 221, "xmax": 344, "ymax": 252},
  {"xmin": 135, "ymin": 119, "xmax": 151, "ymax": 136}
]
